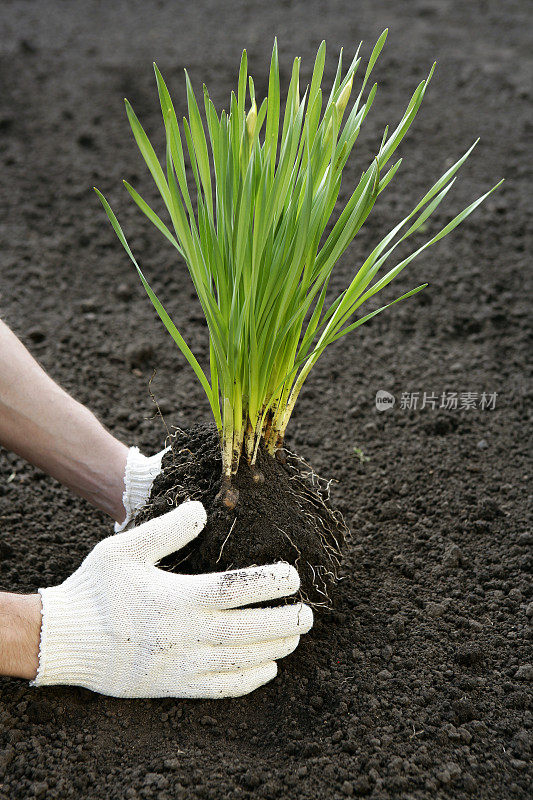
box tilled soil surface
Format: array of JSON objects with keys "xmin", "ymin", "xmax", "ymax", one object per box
[{"xmin": 0, "ymin": 1, "xmax": 531, "ymax": 798}]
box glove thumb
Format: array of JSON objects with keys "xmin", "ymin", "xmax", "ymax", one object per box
[{"xmin": 117, "ymin": 500, "xmax": 207, "ymax": 563}]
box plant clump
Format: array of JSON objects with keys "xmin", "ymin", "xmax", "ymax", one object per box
[{"xmin": 96, "ymin": 31, "xmax": 502, "ymax": 499}]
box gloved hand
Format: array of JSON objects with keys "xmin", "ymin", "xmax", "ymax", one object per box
[
  {"xmin": 32, "ymin": 501, "xmax": 312, "ymax": 698},
  {"xmin": 115, "ymin": 445, "xmax": 170, "ymax": 532}
]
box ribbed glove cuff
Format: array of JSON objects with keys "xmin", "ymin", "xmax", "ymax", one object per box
[
  {"xmin": 32, "ymin": 574, "xmax": 113, "ymax": 691},
  {"xmin": 115, "ymin": 445, "xmax": 170, "ymax": 533}
]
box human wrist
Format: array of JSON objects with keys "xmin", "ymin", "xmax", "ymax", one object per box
[
  {"xmin": 0, "ymin": 592, "xmax": 42, "ymax": 680},
  {"xmin": 91, "ymin": 432, "xmax": 129, "ymax": 523}
]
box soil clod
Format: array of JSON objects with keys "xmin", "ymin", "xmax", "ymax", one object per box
[{"xmin": 138, "ymin": 425, "xmax": 347, "ymax": 605}]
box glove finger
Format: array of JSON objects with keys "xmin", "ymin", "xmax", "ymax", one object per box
[
  {"xmin": 203, "ymin": 602, "xmax": 313, "ymax": 645},
  {"xmin": 194, "ymin": 635, "xmax": 300, "ymax": 672},
  {"xmin": 118, "ymin": 501, "xmax": 207, "ymax": 562},
  {"xmin": 179, "ymin": 661, "xmax": 278, "ymax": 699},
  {"xmin": 177, "ymin": 562, "xmax": 300, "ymax": 609}
]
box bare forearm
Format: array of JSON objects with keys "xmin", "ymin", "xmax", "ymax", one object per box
[
  {"xmin": 0, "ymin": 320, "xmax": 128, "ymax": 522},
  {"xmin": 0, "ymin": 592, "xmax": 41, "ymax": 680}
]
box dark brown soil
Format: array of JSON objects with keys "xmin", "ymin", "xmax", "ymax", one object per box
[
  {"xmin": 137, "ymin": 425, "xmax": 346, "ymax": 605},
  {"xmin": 0, "ymin": 1, "xmax": 531, "ymax": 799}
]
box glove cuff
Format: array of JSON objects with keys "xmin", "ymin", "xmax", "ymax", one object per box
[
  {"xmin": 31, "ymin": 572, "xmax": 113, "ymax": 691},
  {"xmin": 115, "ymin": 445, "xmax": 170, "ymax": 533}
]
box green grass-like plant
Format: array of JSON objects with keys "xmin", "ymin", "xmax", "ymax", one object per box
[{"xmin": 96, "ymin": 31, "xmax": 501, "ymax": 490}]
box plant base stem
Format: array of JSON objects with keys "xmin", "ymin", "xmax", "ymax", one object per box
[{"xmin": 215, "ymin": 476, "xmax": 239, "ymax": 510}]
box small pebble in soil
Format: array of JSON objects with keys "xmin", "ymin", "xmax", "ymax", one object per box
[
  {"xmin": 126, "ymin": 339, "xmax": 155, "ymax": 369},
  {"xmin": 514, "ymin": 664, "xmax": 533, "ymax": 680},
  {"xmin": 442, "ymin": 543, "xmax": 463, "ymax": 568},
  {"xmin": 151, "ymin": 397, "xmax": 173, "ymax": 415},
  {"xmin": 115, "ymin": 406, "xmax": 131, "ymax": 422},
  {"xmin": 354, "ymin": 775, "xmax": 371, "ymax": 794},
  {"xmin": 455, "ymin": 642, "xmax": 484, "ymax": 665},
  {"xmin": 79, "ymin": 297, "xmax": 98, "ymax": 312},
  {"xmin": 27, "ymin": 327, "xmax": 46, "ymax": 343},
  {"xmin": 436, "ymin": 762, "xmax": 462, "ymax": 784},
  {"xmin": 463, "ymin": 773, "xmax": 478, "ymax": 793},
  {"xmin": 426, "ymin": 601, "xmax": 447, "ymax": 618},
  {"xmin": 115, "ymin": 282, "xmax": 134, "ymax": 301},
  {"xmin": 452, "ymin": 697, "xmax": 476, "ymax": 724}
]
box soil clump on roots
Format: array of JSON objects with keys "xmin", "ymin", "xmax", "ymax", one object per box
[{"xmin": 137, "ymin": 424, "xmax": 347, "ymax": 605}]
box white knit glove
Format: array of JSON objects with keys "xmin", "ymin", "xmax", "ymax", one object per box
[
  {"xmin": 115, "ymin": 445, "xmax": 170, "ymax": 533},
  {"xmin": 32, "ymin": 501, "xmax": 312, "ymax": 699}
]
